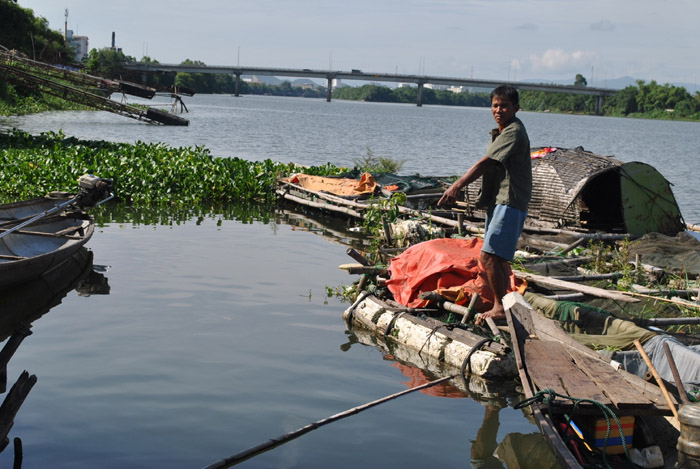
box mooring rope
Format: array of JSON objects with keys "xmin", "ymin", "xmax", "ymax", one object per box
[{"xmin": 515, "ymin": 388, "xmax": 632, "ymax": 468}]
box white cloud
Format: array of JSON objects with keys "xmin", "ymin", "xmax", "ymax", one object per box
[{"xmin": 528, "ymin": 49, "xmax": 597, "ymax": 72}]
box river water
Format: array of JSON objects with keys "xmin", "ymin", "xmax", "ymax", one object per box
[{"xmin": 0, "ymin": 95, "xmax": 698, "ymax": 468}]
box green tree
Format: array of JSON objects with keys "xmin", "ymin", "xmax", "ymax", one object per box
[
  {"xmin": 574, "ymin": 74, "xmax": 587, "ymax": 87},
  {"xmin": 174, "ymin": 59, "xmax": 218, "ymax": 93},
  {"xmin": 135, "ymin": 56, "xmax": 176, "ymax": 89},
  {"xmin": 604, "ymin": 86, "xmax": 638, "ymax": 116},
  {"xmin": 0, "ymin": 0, "xmax": 75, "ymax": 62},
  {"xmin": 83, "ymin": 48, "xmax": 136, "ymax": 79}
]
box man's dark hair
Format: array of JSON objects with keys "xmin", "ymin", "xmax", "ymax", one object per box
[{"xmin": 491, "ymin": 85, "xmax": 519, "ymax": 106}]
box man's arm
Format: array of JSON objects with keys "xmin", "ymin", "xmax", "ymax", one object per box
[{"xmin": 437, "ymin": 155, "xmax": 496, "ymax": 207}]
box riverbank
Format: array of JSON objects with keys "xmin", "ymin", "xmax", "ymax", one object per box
[{"xmin": 0, "ymin": 83, "xmax": 90, "ymax": 116}]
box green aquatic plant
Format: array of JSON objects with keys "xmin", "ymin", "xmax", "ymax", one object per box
[
  {"xmin": 361, "ymin": 191, "xmax": 408, "ymax": 260},
  {"xmin": 353, "ymin": 147, "xmax": 405, "ymax": 174},
  {"xmin": 0, "ymin": 129, "xmax": 342, "ymax": 205}
]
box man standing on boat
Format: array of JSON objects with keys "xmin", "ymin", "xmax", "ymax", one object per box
[{"xmin": 438, "ymin": 85, "xmax": 531, "ymax": 324}]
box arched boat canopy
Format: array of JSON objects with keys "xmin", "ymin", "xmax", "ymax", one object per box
[{"xmin": 465, "ymin": 147, "xmax": 684, "ymax": 235}]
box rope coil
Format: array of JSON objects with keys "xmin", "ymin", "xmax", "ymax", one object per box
[{"xmin": 515, "ymin": 388, "xmax": 632, "ymax": 468}]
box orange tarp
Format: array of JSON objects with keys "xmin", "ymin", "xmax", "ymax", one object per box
[
  {"xmin": 386, "ymin": 238, "xmax": 525, "ymax": 311},
  {"xmin": 281, "ymin": 172, "xmax": 378, "ymax": 197}
]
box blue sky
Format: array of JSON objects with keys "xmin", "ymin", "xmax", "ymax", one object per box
[{"xmin": 17, "ymin": 0, "xmax": 700, "ymax": 88}]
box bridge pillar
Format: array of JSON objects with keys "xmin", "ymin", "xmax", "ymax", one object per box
[
  {"xmin": 234, "ymin": 73, "xmax": 241, "ymax": 97},
  {"xmin": 595, "ymin": 95, "xmax": 604, "ymax": 115},
  {"xmin": 416, "ymin": 83, "xmax": 424, "ymax": 107},
  {"xmin": 326, "ymin": 77, "xmax": 333, "ymax": 102}
]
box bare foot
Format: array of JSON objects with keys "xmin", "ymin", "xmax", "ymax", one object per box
[{"xmin": 476, "ymin": 306, "xmax": 505, "ymax": 325}]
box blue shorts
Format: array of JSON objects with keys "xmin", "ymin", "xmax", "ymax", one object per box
[{"xmin": 482, "ymin": 204, "xmax": 527, "ymax": 261}]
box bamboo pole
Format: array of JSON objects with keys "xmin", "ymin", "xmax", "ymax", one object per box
[
  {"xmin": 277, "ymin": 191, "xmax": 363, "ymax": 219},
  {"xmin": 662, "ymin": 342, "xmax": 689, "ymax": 405},
  {"xmin": 513, "ymin": 270, "xmax": 639, "ymax": 303},
  {"xmin": 632, "ymin": 340, "xmax": 679, "ymax": 420},
  {"xmin": 201, "ymin": 374, "xmax": 459, "ymax": 469},
  {"xmin": 634, "ymin": 317, "xmax": 700, "ymax": 326},
  {"xmin": 338, "ymin": 263, "xmax": 387, "ymax": 276},
  {"xmin": 551, "ymin": 272, "xmax": 621, "ymax": 282},
  {"xmin": 558, "ymin": 237, "xmax": 586, "ymax": 256},
  {"xmin": 618, "ymin": 291, "xmax": 700, "ymax": 309},
  {"xmin": 345, "ymin": 248, "xmax": 370, "ymax": 266}
]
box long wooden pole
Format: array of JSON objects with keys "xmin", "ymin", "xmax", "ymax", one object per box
[
  {"xmin": 662, "ymin": 342, "xmax": 689, "ymax": 405},
  {"xmin": 632, "ymin": 340, "xmax": 679, "ymax": 420},
  {"xmin": 201, "ymin": 374, "xmax": 458, "ymax": 469},
  {"xmin": 514, "ymin": 270, "xmax": 638, "ymax": 303},
  {"xmin": 619, "ymin": 291, "xmax": 700, "ymax": 309}
]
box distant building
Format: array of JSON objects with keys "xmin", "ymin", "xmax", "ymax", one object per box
[
  {"xmin": 65, "ymin": 30, "xmax": 88, "ymax": 62},
  {"xmin": 292, "ymin": 82, "xmax": 315, "ymax": 90},
  {"xmin": 425, "ymin": 83, "xmax": 449, "ymax": 91}
]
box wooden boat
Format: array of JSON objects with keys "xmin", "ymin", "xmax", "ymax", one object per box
[
  {"xmin": 0, "ymin": 193, "xmax": 95, "ymax": 289},
  {"xmin": 504, "ymin": 292, "xmax": 681, "ymax": 468}
]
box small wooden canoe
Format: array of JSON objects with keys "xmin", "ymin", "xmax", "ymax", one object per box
[
  {"xmin": 0, "ymin": 194, "xmax": 94, "ymax": 289},
  {"xmin": 505, "ymin": 292, "xmax": 680, "ymax": 468}
]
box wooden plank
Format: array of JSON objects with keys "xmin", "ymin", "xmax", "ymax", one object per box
[
  {"xmin": 514, "ymin": 270, "xmax": 639, "ymax": 303},
  {"xmin": 505, "ymin": 306, "xmax": 584, "ymax": 469},
  {"xmin": 567, "ymin": 348, "xmax": 654, "ymax": 409},
  {"xmin": 515, "ymin": 294, "xmax": 675, "ymax": 415},
  {"xmin": 524, "ymin": 340, "xmax": 611, "ymax": 408}
]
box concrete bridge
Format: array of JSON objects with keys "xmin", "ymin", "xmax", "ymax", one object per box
[{"xmin": 124, "ymin": 62, "xmax": 617, "ymax": 114}]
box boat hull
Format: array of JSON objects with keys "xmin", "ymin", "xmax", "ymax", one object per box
[{"xmin": 0, "ymin": 195, "xmax": 94, "ymax": 289}]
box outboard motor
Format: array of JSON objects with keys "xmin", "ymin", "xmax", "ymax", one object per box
[{"xmin": 76, "ymin": 174, "xmax": 114, "ymax": 208}]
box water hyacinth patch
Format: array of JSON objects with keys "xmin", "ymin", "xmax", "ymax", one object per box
[{"xmin": 0, "ymin": 130, "xmax": 342, "ymax": 205}]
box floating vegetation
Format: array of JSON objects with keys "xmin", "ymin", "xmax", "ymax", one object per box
[
  {"xmin": 0, "ymin": 130, "xmax": 342, "ymax": 205},
  {"xmin": 353, "ymin": 147, "xmax": 405, "ymax": 174}
]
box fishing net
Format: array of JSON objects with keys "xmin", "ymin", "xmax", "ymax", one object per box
[{"xmin": 628, "ymin": 231, "xmax": 700, "ymax": 277}]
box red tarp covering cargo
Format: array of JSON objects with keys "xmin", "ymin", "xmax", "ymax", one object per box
[{"xmin": 386, "ymin": 238, "xmax": 525, "ymax": 311}]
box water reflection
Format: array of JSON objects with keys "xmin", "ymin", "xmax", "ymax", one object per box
[
  {"xmin": 346, "ymin": 327, "xmax": 560, "ymax": 468},
  {"xmin": 94, "ymin": 200, "xmax": 368, "ymax": 251},
  {"xmin": 0, "ymin": 247, "xmax": 109, "ymax": 466},
  {"xmin": 93, "ymin": 200, "xmax": 278, "ymax": 226}
]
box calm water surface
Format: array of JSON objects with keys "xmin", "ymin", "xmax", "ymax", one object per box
[{"xmin": 0, "ymin": 96, "xmax": 698, "ymax": 467}]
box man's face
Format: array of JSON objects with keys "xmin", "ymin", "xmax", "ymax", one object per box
[{"xmin": 491, "ymin": 96, "xmax": 519, "ymax": 130}]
